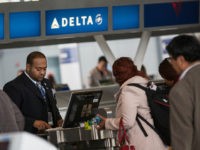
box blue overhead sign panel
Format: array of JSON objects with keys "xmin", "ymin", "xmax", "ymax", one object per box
[
  {"xmin": 9, "ymin": 11, "xmax": 41, "ymax": 39},
  {"xmin": 46, "ymin": 7, "xmax": 108, "ymax": 35},
  {"xmin": 144, "ymin": 1, "xmax": 199, "ymax": 28},
  {"xmin": 0, "ymin": 13, "xmax": 4, "ymax": 40},
  {"xmin": 112, "ymin": 5, "xmax": 139, "ymax": 30}
]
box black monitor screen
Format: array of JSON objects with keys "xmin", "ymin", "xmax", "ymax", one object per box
[{"xmin": 63, "ymin": 90, "xmax": 102, "ymax": 128}]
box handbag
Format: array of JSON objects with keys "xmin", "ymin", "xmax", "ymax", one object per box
[{"xmin": 118, "ymin": 117, "xmax": 135, "ymax": 150}]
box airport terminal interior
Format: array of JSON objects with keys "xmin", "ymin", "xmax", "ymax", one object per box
[{"xmin": 0, "ymin": 0, "xmax": 200, "ymax": 150}]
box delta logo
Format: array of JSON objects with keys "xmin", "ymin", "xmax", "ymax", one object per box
[{"xmin": 51, "ymin": 14, "xmax": 103, "ymax": 29}]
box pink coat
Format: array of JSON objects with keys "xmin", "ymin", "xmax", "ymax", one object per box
[{"xmin": 105, "ymin": 76, "xmax": 168, "ymax": 150}]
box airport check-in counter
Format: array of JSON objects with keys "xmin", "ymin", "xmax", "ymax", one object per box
[
  {"xmin": 46, "ymin": 84, "xmax": 119, "ymax": 150},
  {"xmin": 47, "ymin": 126, "xmax": 117, "ymax": 150}
]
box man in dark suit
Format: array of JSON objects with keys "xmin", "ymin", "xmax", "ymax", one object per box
[
  {"xmin": 3, "ymin": 51, "xmax": 63, "ymax": 134},
  {"xmin": 166, "ymin": 35, "xmax": 200, "ymax": 150}
]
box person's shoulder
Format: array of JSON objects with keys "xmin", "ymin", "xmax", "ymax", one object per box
[
  {"xmin": 4, "ymin": 77, "xmax": 18, "ymax": 87},
  {"xmin": 169, "ymin": 79, "xmax": 187, "ymax": 99},
  {"xmin": 90, "ymin": 67, "xmax": 98, "ymax": 73},
  {"xmin": 89, "ymin": 68, "xmax": 99, "ymax": 78},
  {"xmin": 0, "ymin": 89, "xmax": 6, "ymax": 95},
  {"xmin": 187, "ymin": 64, "xmax": 200, "ymax": 77},
  {"xmin": 0, "ymin": 90, "xmax": 11, "ymax": 101},
  {"xmin": 179, "ymin": 65, "xmax": 200, "ymax": 85},
  {"xmin": 126, "ymin": 76, "xmax": 148, "ymax": 85},
  {"xmin": 121, "ymin": 76, "xmax": 148, "ymax": 92},
  {"xmin": 4, "ymin": 74, "xmax": 25, "ymax": 89}
]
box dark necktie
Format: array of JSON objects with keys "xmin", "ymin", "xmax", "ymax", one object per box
[
  {"xmin": 36, "ymin": 83, "xmax": 46, "ymax": 100},
  {"xmin": 36, "ymin": 83, "xmax": 52, "ymax": 124}
]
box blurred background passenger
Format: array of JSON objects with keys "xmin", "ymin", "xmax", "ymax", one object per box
[
  {"xmin": 47, "ymin": 73, "xmax": 56, "ymax": 89},
  {"xmin": 0, "ymin": 90, "xmax": 24, "ymax": 133},
  {"xmin": 97, "ymin": 57, "xmax": 167, "ymax": 150},
  {"xmin": 88, "ymin": 56, "xmax": 114, "ymax": 87},
  {"xmin": 47, "ymin": 73, "xmax": 70, "ymax": 91},
  {"xmin": 159, "ymin": 58, "xmax": 179, "ymax": 87}
]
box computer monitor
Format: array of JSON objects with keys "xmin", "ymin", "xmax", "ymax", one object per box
[{"xmin": 63, "ymin": 90, "xmax": 102, "ymax": 128}]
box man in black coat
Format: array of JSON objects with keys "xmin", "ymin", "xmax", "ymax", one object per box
[{"xmin": 3, "ymin": 51, "xmax": 63, "ymax": 134}]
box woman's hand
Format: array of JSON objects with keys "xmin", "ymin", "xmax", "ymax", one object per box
[{"xmin": 96, "ymin": 114, "xmax": 107, "ymax": 129}]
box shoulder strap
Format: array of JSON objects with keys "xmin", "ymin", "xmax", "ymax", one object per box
[
  {"xmin": 136, "ymin": 115, "xmax": 148, "ymax": 137},
  {"xmin": 136, "ymin": 114, "xmax": 159, "ymax": 136},
  {"xmin": 127, "ymin": 83, "xmax": 147, "ymax": 91},
  {"xmin": 128, "ymin": 83, "xmax": 159, "ymax": 137},
  {"xmin": 137, "ymin": 114, "xmax": 156, "ymax": 131}
]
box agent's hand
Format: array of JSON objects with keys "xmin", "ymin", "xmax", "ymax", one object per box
[
  {"xmin": 33, "ymin": 120, "xmax": 51, "ymax": 130},
  {"xmin": 102, "ymin": 68, "xmax": 109, "ymax": 76},
  {"xmin": 96, "ymin": 114, "xmax": 107, "ymax": 130},
  {"xmin": 57, "ymin": 119, "xmax": 64, "ymax": 127}
]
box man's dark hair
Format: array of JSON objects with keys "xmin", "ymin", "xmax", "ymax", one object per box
[
  {"xmin": 166, "ymin": 35, "xmax": 200, "ymax": 62},
  {"xmin": 98, "ymin": 56, "xmax": 107, "ymax": 63},
  {"xmin": 26, "ymin": 51, "xmax": 46, "ymax": 65}
]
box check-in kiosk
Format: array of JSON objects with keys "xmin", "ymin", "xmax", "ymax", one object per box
[{"xmin": 47, "ymin": 89, "xmax": 117, "ymax": 150}]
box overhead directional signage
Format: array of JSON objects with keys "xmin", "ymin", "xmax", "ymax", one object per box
[
  {"xmin": 46, "ymin": 7, "xmax": 108, "ymax": 35},
  {"xmin": 144, "ymin": 1, "xmax": 199, "ymax": 28},
  {"xmin": 0, "ymin": 13, "xmax": 4, "ymax": 40},
  {"xmin": 9, "ymin": 11, "xmax": 41, "ymax": 39},
  {"xmin": 112, "ymin": 5, "xmax": 139, "ymax": 30}
]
